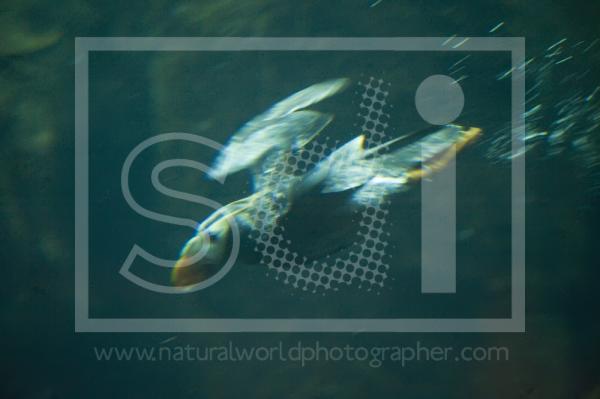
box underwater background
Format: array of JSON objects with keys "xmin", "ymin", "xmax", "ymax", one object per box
[{"xmin": 1, "ymin": 0, "xmax": 599, "ymax": 398}]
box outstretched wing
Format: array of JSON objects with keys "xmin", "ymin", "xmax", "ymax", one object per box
[
  {"xmin": 258, "ymin": 78, "xmax": 350, "ymax": 120},
  {"xmin": 352, "ymin": 125, "xmax": 482, "ymax": 204},
  {"xmin": 211, "ymin": 110, "xmax": 333, "ymax": 182},
  {"xmin": 297, "ymin": 124, "xmax": 481, "ymax": 205},
  {"xmin": 280, "ymin": 126, "xmax": 480, "ymax": 259},
  {"xmin": 208, "ymin": 78, "xmax": 349, "ymax": 180},
  {"xmin": 365, "ymin": 124, "xmax": 481, "ymax": 179}
]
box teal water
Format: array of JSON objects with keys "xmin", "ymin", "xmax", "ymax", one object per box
[{"xmin": 1, "ymin": 1, "xmax": 599, "ymax": 398}]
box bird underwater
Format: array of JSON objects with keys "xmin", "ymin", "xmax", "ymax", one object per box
[{"xmin": 171, "ymin": 78, "xmax": 481, "ymax": 289}]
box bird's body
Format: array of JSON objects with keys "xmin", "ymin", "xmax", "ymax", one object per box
[{"xmin": 172, "ymin": 79, "xmax": 481, "ymax": 289}]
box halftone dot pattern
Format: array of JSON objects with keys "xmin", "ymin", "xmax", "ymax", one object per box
[
  {"xmin": 357, "ymin": 77, "xmax": 392, "ymax": 147},
  {"xmin": 250, "ymin": 78, "xmax": 393, "ymax": 293}
]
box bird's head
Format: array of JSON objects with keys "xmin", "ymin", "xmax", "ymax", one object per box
[{"xmin": 171, "ymin": 217, "xmax": 232, "ymax": 289}]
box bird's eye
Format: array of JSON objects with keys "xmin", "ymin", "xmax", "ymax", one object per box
[{"xmin": 208, "ymin": 231, "xmax": 219, "ymax": 241}]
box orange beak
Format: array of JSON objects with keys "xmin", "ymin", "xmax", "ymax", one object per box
[{"xmin": 171, "ymin": 255, "xmax": 207, "ymax": 288}]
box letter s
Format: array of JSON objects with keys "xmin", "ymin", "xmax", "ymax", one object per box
[{"xmin": 119, "ymin": 132, "xmax": 239, "ymax": 294}]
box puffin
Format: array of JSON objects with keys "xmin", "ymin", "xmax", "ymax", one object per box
[{"xmin": 171, "ymin": 78, "xmax": 481, "ymax": 289}]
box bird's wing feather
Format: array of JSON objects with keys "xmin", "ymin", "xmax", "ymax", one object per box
[
  {"xmin": 352, "ymin": 125, "xmax": 482, "ymax": 205},
  {"xmin": 208, "ymin": 78, "xmax": 349, "ymax": 180},
  {"xmin": 259, "ymin": 78, "xmax": 349, "ymax": 120},
  {"xmin": 294, "ymin": 125, "xmax": 480, "ymax": 205}
]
